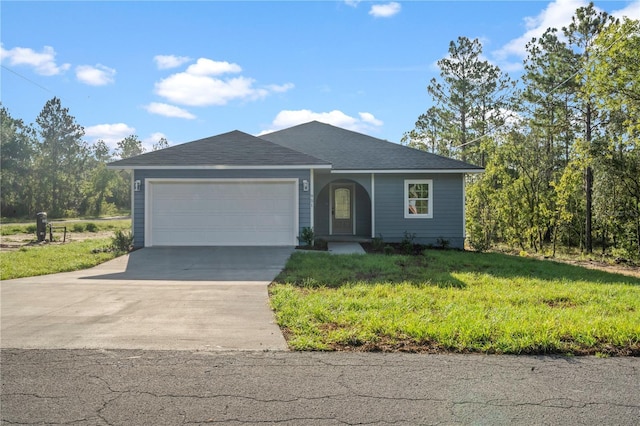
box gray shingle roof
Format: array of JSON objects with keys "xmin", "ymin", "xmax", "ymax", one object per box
[
  {"xmin": 108, "ymin": 123, "xmax": 483, "ymax": 172},
  {"xmin": 260, "ymin": 121, "xmax": 483, "ymax": 171},
  {"xmin": 108, "ymin": 130, "xmax": 330, "ymax": 168}
]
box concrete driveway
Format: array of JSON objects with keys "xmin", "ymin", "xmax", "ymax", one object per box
[{"xmin": 0, "ymin": 247, "xmax": 294, "ymax": 351}]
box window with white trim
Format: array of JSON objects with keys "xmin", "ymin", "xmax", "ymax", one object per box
[{"xmin": 405, "ymin": 179, "xmax": 433, "ymax": 218}]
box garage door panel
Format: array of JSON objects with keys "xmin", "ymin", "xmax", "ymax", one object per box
[
  {"xmin": 148, "ymin": 181, "xmax": 297, "ymax": 246},
  {"xmin": 152, "ymin": 229, "xmax": 294, "ymax": 246},
  {"xmin": 152, "ymin": 215, "xmax": 292, "ymax": 229}
]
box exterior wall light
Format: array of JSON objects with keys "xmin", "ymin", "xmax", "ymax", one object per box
[
  {"xmin": 134, "ymin": 180, "xmax": 141, "ymax": 192},
  {"xmin": 302, "ymin": 179, "xmax": 309, "ymax": 191}
]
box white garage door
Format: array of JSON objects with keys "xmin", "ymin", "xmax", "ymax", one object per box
[{"xmin": 147, "ymin": 180, "xmax": 297, "ymax": 246}]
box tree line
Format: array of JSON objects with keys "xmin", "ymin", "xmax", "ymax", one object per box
[
  {"xmin": 403, "ymin": 3, "xmax": 639, "ymax": 259},
  {"xmin": 1, "ymin": 97, "xmax": 168, "ymax": 218}
]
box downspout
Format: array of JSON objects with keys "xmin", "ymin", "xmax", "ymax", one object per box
[
  {"xmin": 130, "ymin": 171, "xmax": 135, "ymax": 243},
  {"xmin": 462, "ymin": 175, "xmax": 466, "ymax": 244},
  {"xmin": 310, "ymin": 169, "xmax": 315, "ymax": 231},
  {"xmin": 371, "ymin": 173, "xmax": 376, "ymax": 238}
]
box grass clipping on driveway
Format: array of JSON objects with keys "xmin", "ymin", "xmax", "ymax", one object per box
[{"xmin": 269, "ymin": 251, "xmax": 640, "ymax": 356}]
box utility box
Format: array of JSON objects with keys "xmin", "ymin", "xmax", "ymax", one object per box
[{"xmin": 36, "ymin": 212, "xmax": 47, "ymax": 242}]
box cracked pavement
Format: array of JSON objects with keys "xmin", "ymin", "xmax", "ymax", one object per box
[{"xmin": 2, "ymin": 349, "xmax": 638, "ymax": 425}]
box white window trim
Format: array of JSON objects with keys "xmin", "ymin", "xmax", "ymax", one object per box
[{"xmin": 404, "ymin": 179, "xmax": 433, "ymax": 219}]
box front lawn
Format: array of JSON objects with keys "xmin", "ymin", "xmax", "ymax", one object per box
[
  {"xmin": 1, "ymin": 239, "xmax": 120, "ymax": 280},
  {"xmin": 269, "ymin": 250, "xmax": 640, "ymax": 356}
]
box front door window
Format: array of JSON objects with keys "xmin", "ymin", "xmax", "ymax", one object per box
[
  {"xmin": 334, "ymin": 188, "xmax": 351, "ymax": 219},
  {"xmin": 332, "ymin": 184, "xmax": 354, "ymax": 235}
]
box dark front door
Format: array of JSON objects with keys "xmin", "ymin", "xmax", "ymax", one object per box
[{"xmin": 331, "ymin": 184, "xmax": 354, "ymax": 235}]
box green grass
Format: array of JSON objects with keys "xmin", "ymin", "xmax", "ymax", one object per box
[
  {"xmin": 1, "ymin": 239, "xmax": 121, "ymax": 280},
  {"xmin": 0, "ymin": 223, "xmax": 37, "ymax": 236},
  {"xmin": 1, "ymin": 219, "xmax": 130, "ymax": 236},
  {"xmin": 269, "ymin": 251, "xmax": 640, "ymax": 356}
]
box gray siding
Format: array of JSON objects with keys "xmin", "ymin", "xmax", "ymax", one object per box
[
  {"xmin": 132, "ymin": 169, "xmax": 311, "ymax": 248},
  {"xmin": 374, "ymin": 173, "xmax": 465, "ymax": 248},
  {"xmin": 314, "ymin": 185, "xmax": 330, "ymax": 236},
  {"xmin": 355, "ymin": 185, "xmax": 372, "ymax": 236}
]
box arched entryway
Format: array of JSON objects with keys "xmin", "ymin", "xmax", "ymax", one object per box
[{"xmin": 314, "ymin": 179, "xmax": 372, "ymax": 240}]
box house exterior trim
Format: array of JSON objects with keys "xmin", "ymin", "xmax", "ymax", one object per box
[
  {"xmin": 110, "ymin": 164, "xmax": 331, "ymax": 171},
  {"xmin": 330, "ymin": 169, "xmax": 483, "ymax": 174}
]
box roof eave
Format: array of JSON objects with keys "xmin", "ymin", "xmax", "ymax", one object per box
[
  {"xmin": 330, "ymin": 168, "xmax": 484, "ymax": 174},
  {"xmin": 106, "ymin": 164, "xmax": 333, "ymax": 170}
]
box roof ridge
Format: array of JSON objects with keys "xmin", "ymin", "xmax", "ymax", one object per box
[{"xmin": 108, "ymin": 128, "xmax": 331, "ymax": 168}]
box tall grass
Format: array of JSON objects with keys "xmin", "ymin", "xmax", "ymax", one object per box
[
  {"xmin": 270, "ymin": 251, "xmax": 640, "ymax": 355},
  {"xmin": 1, "ymin": 219, "xmax": 130, "ymax": 236}
]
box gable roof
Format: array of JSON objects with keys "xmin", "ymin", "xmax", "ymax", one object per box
[
  {"xmin": 108, "ymin": 130, "xmax": 330, "ymax": 169},
  {"xmin": 107, "ymin": 122, "xmax": 483, "ymax": 173},
  {"xmin": 259, "ymin": 121, "xmax": 483, "ymax": 172}
]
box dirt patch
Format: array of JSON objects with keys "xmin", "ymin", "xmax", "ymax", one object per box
[
  {"xmin": 361, "ymin": 243, "xmax": 640, "ymax": 279},
  {"xmin": 0, "ymin": 231, "xmax": 115, "ymax": 251},
  {"xmin": 555, "ymin": 258, "xmax": 640, "ymax": 279},
  {"xmin": 542, "ymin": 297, "xmax": 577, "ymax": 308},
  {"xmin": 325, "ymin": 336, "xmax": 640, "ymax": 357}
]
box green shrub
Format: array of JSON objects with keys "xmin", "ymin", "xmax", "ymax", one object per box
[
  {"xmin": 371, "ymin": 235, "xmax": 385, "ymax": 252},
  {"xmin": 25, "ymin": 225, "xmax": 36, "ymax": 234},
  {"xmin": 85, "ymin": 222, "xmax": 98, "ymax": 232},
  {"xmin": 400, "ymin": 231, "xmax": 416, "ymax": 255},
  {"xmin": 111, "ymin": 230, "xmax": 133, "ymax": 253},
  {"xmin": 72, "ymin": 223, "xmax": 85, "ymax": 232},
  {"xmin": 298, "ymin": 227, "xmax": 315, "ymax": 246},
  {"xmin": 436, "ymin": 237, "xmax": 450, "ymax": 249},
  {"xmin": 468, "ymin": 235, "xmax": 491, "ymax": 252}
]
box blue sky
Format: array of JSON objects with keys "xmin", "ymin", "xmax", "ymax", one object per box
[{"xmin": 2, "ymin": 0, "xmax": 639, "ymax": 154}]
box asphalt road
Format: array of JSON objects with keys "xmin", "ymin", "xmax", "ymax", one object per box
[{"xmin": 2, "ymin": 349, "xmax": 638, "ymax": 425}]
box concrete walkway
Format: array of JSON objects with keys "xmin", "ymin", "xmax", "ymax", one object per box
[
  {"xmin": 327, "ymin": 242, "xmax": 366, "ymax": 254},
  {"xmin": 1, "ymin": 247, "xmax": 294, "ymax": 351}
]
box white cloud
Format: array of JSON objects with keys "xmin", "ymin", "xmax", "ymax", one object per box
[
  {"xmin": 154, "ymin": 57, "xmax": 294, "ymax": 106},
  {"xmin": 156, "ymin": 74, "xmax": 257, "ymax": 106},
  {"xmin": 369, "ymin": 2, "xmax": 401, "ymax": 18},
  {"xmin": 76, "ymin": 64, "xmax": 116, "ymax": 86},
  {"xmin": 84, "ymin": 123, "xmax": 135, "ymax": 149},
  {"xmin": 492, "ymin": 0, "xmax": 589, "ymax": 69},
  {"xmin": 612, "ymin": 0, "xmax": 640, "ymax": 20},
  {"xmin": 0, "ymin": 44, "xmax": 70, "ymax": 76},
  {"xmin": 359, "ymin": 112, "xmax": 383, "ymax": 126},
  {"xmin": 185, "ymin": 58, "xmax": 242, "ymax": 76},
  {"xmin": 144, "ymin": 102, "xmax": 196, "ymax": 119},
  {"xmin": 154, "ymin": 54, "xmax": 191, "ymax": 69},
  {"xmin": 259, "ymin": 109, "xmax": 384, "ymax": 135},
  {"xmin": 266, "ymin": 83, "xmax": 295, "ymax": 93},
  {"xmin": 344, "ymin": 0, "xmax": 361, "ymax": 7}
]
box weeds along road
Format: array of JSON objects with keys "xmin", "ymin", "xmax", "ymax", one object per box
[{"xmin": 2, "ymin": 349, "xmax": 639, "ymax": 425}]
